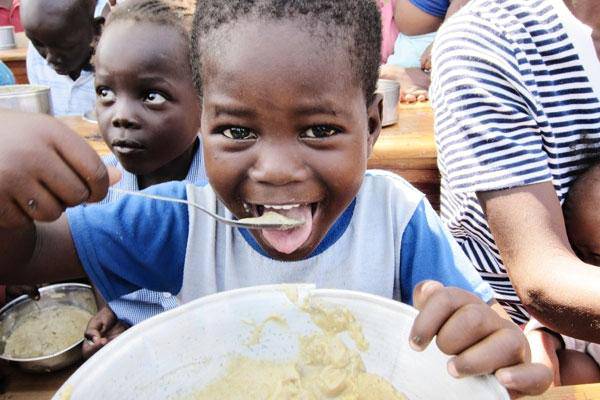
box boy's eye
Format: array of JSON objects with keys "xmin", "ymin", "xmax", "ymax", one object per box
[
  {"xmin": 144, "ymin": 92, "xmax": 167, "ymax": 105},
  {"xmin": 301, "ymin": 126, "xmax": 341, "ymax": 139},
  {"xmin": 221, "ymin": 127, "xmax": 258, "ymax": 140},
  {"xmin": 97, "ymin": 87, "xmax": 115, "ymax": 102}
]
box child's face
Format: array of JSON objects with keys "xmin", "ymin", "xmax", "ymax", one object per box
[
  {"xmin": 566, "ymin": 199, "xmax": 600, "ymax": 266},
  {"xmin": 200, "ymin": 20, "xmax": 382, "ymax": 261},
  {"xmin": 22, "ymin": 4, "xmax": 99, "ymax": 76},
  {"xmin": 94, "ymin": 21, "xmax": 200, "ymax": 176}
]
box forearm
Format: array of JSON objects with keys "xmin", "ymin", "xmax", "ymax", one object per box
[
  {"xmin": 0, "ymin": 217, "xmax": 85, "ymax": 284},
  {"xmin": 511, "ymin": 253, "xmax": 600, "ymax": 343},
  {"xmin": 0, "ymin": 223, "xmax": 36, "ymax": 279}
]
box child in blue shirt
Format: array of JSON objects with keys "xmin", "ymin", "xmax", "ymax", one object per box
[
  {"xmin": 81, "ymin": 0, "xmax": 207, "ymax": 358},
  {"xmin": 379, "ymin": 0, "xmax": 470, "ymax": 103},
  {"xmin": 0, "ymin": 0, "xmax": 551, "ymax": 395}
]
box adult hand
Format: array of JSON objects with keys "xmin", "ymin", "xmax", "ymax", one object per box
[
  {"xmin": 0, "ymin": 109, "xmax": 120, "ymax": 228},
  {"xmin": 82, "ymin": 306, "xmax": 129, "ymax": 359},
  {"xmin": 410, "ymin": 281, "xmax": 552, "ymax": 398}
]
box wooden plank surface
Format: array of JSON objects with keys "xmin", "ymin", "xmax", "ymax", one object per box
[
  {"xmin": 0, "ymin": 364, "xmax": 78, "ymax": 400},
  {"xmin": 59, "ymin": 102, "xmax": 438, "ymax": 163},
  {"xmin": 0, "ymin": 47, "xmax": 26, "ymax": 63},
  {"xmin": 1, "ymin": 360, "xmax": 598, "ymax": 400},
  {"xmin": 58, "ymin": 101, "xmax": 441, "ymax": 208}
]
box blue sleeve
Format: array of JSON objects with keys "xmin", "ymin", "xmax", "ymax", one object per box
[
  {"xmin": 409, "ymin": 0, "xmax": 449, "ymax": 18},
  {"xmin": 66, "ymin": 182, "xmax": 189, "ymax": 302},
  {"xmin": 399, "ymin": 199, "xmax": 493, "ymax": 305}
]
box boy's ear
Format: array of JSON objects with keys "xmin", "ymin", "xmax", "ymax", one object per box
[{"xmin": 366, "ymin": 93, "xmax": 383, "ymax": 158}]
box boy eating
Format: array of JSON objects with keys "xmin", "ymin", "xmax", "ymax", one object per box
[{"xmin": 0, "ymin": 0, "xmax": 551, "ymax": 395}]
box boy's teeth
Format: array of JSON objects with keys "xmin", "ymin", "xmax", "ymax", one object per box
[{"xmin": 263, "ymin": 204, "xmax": 301, "ymax": 211}]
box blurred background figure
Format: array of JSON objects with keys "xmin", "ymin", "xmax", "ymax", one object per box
[
  {"xmin": 20, "ymin": 0, "xmax": 108, "ymax": 115},
  {"xmin": 0, "ymin": 0, "xmax": 22, "ymax": 33}
]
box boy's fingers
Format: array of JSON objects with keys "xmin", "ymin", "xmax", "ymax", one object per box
[
  {"xmin": 0, "ymin": 196, "xmax": 31, "ymax": 228},
  {"xmin": 412, "ymin": 280, "xmax": 445, "ymax": 310},
  {"xmin": 448, "ymin": 327, "xmax": 528, "ymax": 378},
  {"xmin": 495, "ymin": 363, "xmax": 553, "ymax": 397},
  {"xmin": 52, "ymin": 129, "xmax": 109, "ymax": 203},
  {"xmin": 108, "ymin": 167, "xmax": 122, "ymax": 187},
  {"xmin": 15, "ymin": 182, "xmax": 64, "ymax": 222},
  {"xmin": 410, "ymin": 282, "xmax": 482, "ymax": 350},
  {"xmin": 38, "ymin": 153, "xmax": 94, "ymax": 207},
  {"xmin": 435, "ymin": 303, "xmax": 510, "ymax": 355}
]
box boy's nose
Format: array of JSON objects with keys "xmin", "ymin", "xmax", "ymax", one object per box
[
  {"xmin": 249, "ymin": 144, "xmax": 309, "ymax": 186},
  {"xmin": 111, "ymin": 100, "xmax": 141, "ymax": 129}
]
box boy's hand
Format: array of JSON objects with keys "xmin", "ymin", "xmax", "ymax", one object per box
[
  {"xmin": 0, "ymin": 110, "xmax": 120, "ymax": 228},
  {"xmin": 525, "ymin": 329, "xmax": 562, "ymax": 386},
  {"xmin": 83, "ymin": 306, "xmax": 129, "ymax": 359},
  {"xmin": 410, "ymin": 281, "xmax": 552, "ymax": 398}
]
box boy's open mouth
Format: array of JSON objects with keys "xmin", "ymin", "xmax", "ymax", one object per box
[{"xmin": 245, "ymin": 202, "xmax": 318, "ymax": 254}]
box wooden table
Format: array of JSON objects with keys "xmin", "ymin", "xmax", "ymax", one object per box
[
  {"xmin": 0, "ymin": 47, "xmax": 27, "ymax": 84},
  {"xmin": 59, "ymin": 101, "xmax": 441, "ymax": 209},
  {"xmin": 1, "ymin": 360, "xmax": 598, "ymax": 400}
]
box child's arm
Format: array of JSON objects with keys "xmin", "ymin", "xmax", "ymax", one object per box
[
  {"xmin": 0, "ymin": 109, "xmax": 113, "ymax": 283},
  {"xmin": 411, "ymin": 280, "xmax": 553, "ymax": 397},
  {"xmin": 479, "ymin": 184, "xmax": 600, "ymax": 343}
]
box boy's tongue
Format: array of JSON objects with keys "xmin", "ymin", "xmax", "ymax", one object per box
[{"xmin": 262, "ymin": 205, "xmax": 313, "ymax": 254}]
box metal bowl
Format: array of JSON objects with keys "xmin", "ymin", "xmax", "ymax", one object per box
[
  {"xmin": 0, "ymin": 84, "xmax": 53, "ymax": 114},
  {"xmin": 0, "ymin": 283, "xmax": 97, "ymax": 373},
  {"xmin": 376, "ymin": 79, "xmax": 400, "ymax": 126},
  {"xmin": 0, "ymin": 26, "xmax": 16, "ymax": 50}
]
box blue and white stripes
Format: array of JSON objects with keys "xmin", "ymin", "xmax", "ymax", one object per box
[{"xmin": 431, "ymin": 0, "xmax": 600, "ymax": 322}]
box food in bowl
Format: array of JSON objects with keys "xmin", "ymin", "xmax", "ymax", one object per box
[
  {"xmin": 3, "ymin": 305, "xmax": 92, "ymax": 359},
  {"xmin": 188, "ymin": 293, "xmax": 407, "ymax": 399}
]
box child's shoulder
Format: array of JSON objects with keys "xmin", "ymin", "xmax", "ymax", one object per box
[{"xmin": 360, "ymin": 169, "xmax": 425, "ymax": 210}]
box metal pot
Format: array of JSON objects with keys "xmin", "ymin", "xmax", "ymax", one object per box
[
  {"xmin": 0, "ymin": 283, "xmax": 97, "ymax": 373},
  {"xmin": 0, "ymin": 84, "xmax": 53, "ymax": 114},
  {"xmin": 0, "ymin": 26, "xmax": 16, "ymax": 50},
  {"xmin": 376, "ymin": 79, "xmax": 400, "ymax": 126}
]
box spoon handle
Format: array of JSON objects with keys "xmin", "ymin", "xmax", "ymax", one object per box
[{"xmin": 108, "ymin": 188, "xmax": 300, "ymax": 230}]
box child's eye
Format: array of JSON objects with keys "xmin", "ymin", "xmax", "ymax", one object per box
[
  {"xmin": 144, "ymin": 92, "xmax": 167, "ymax": 105},
  {"xmin": 221, "ymin": 127, "xmax": 258, "ymax": 140},
  {"xmin": 301, "ymin": 126, "xmax": 341, "ymax": 139},
  {"xmin": 97, "ymin": 87, "xmax": 115, "ymax": 102}
]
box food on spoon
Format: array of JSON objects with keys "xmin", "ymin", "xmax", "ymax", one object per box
[
  {"xmin": 3, "ymin": 305, "xmax": 92, "ymax": 358},
  {"xmin": 237, "ymin": 210, "xmax": 304, "ymax": 228}
]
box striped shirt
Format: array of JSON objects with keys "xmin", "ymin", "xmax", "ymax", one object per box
[
  {"xmin": 431, "ymin": 0, "xmax": 600, "ymax": 322},
  {"xmin": 99, "ymin": 140, "xmax": 207, "ymax": 325}
]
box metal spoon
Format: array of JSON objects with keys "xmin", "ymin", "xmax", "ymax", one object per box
[{"xmin": 108, "ymin": 188, "xmax": 304, "ymax": 230}]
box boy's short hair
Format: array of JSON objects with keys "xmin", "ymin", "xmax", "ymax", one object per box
[
  {"xmin": 190, "ymin": 0, "xmax": 382, "ymax": 102},
  {"xmin": 107, "ymin": 0, "xmax": 195, "ymax": 45}
]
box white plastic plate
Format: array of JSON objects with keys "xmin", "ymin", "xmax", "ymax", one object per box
[{"xmin": 53, "ymin": 285, "xmax": 509, "ymax": 400}]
